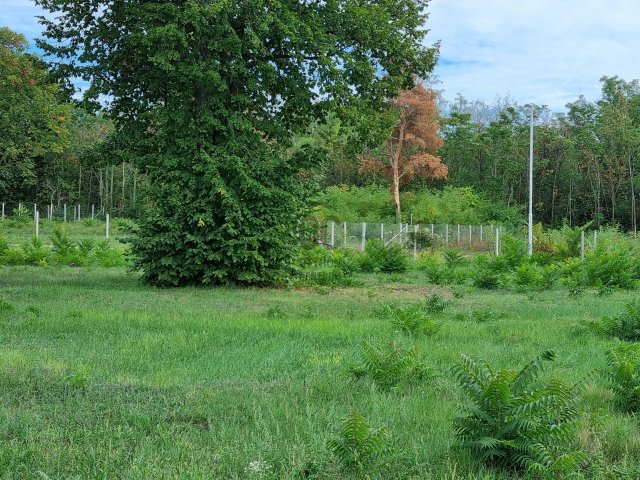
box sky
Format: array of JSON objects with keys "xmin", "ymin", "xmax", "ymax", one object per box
[{"xmin": 1, "ymin": 0, "xmax": 638, "ymax": 112}]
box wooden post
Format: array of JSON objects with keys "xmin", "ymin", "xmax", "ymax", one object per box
[
  {"xmin": 106, "ymin": 214, "xmax": 110, "ymax": 239},
  {"xmin": 361, "ymin": 222, "xmax": 366, "ymax": 251}
]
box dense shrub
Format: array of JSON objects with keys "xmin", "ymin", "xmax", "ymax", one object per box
[
  {"xmin": 407, "ymin": 229, "xmax": 436, "ymax": 249},
  {"xmin": 453, "ymin": 351, "xmax": 584, "ymax": 474},
  {"xmin": 331, "ymin": 248, "xmax": 361, "ymax": 275},
  {"xmin": 416, "ymin": 251, "xmax": 445, "ymax": 284},
  {"xmin": 359, "ymin": 239, "xmax": 410, "ymax": 274},
  {"xmin": 470, "ymin": 254, "xmax": 502, "ymax": 289}
]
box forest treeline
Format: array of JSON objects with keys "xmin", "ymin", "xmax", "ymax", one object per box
[{"xmin": 2, "ymin": 26, "xmax": 639, "ymax": 230}]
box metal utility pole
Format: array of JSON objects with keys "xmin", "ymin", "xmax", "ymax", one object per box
[{"xmin": 528, "ymin": 105, "xmax": 534, "ymax": 256}]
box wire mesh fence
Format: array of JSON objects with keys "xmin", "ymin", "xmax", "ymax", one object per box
[{"xmin": 310, "ymin": 221, "xmax": 508, "ymax": 254}]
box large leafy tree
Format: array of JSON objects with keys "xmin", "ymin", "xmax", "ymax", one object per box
[
  {"xmin": 0, "ymin": 27, "xmax": 70, "ymax": 204},
  {"xmin": 36, "ymin": 0, "xmax": 438, "ymax": 285}
]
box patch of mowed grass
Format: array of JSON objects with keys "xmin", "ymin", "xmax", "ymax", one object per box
[{"xmin": 0, "ymin": 267, "xmax": 639, "ymax": 478}]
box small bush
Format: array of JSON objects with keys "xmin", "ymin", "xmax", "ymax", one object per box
[
  {"xmin": 442, "ymin": 247, "xmax": 466, "ymax": 269},
  {"xmin": 453, "ymin": 351, "xmax": 584, "ymax": 474},
  {"xmin": 582, "ymin": 247, "xmax": 635, "ymax": 290},
  {"xmin": 471, "ymin": 255, "xmax": 502, "ymax": 289},
  {"xmin": 0, "ymin": 236, "xmax": 8, "ymax": 257},
  {"xmin": 351, "ymin": 341, "xmax": 433, "ymax": 391},
  {"xmin": 296, "ymin": 245, "xmax": 331, "ymax": 269},
  {"xmin": 593, "ymin": 301, "xmax": 640, "ymax": 341},
  {"xmin": 359, "ymin": 239, "xmax": 410, "ymax": 274},
  {"xmin": 22, "ymin": 237, "xmax": 49, "ymax": 266},
  {"xmin": 606, "ymin": 343, "xmax": 640, "ymax": 413},
  {"xmin": 501, "ymin": 235, "xmax": 527, "ymax": 269},
  {"xmin": 378, "ymin": 303, "xmax": 440, "ymax": 337},
  {"xmin": 416, "ymin": 251, "xmax": 445, "ymax": 284},
  {"xmin": 331, "ymin": 248, "xmax": 361, "ymax": 274},
  {"xmin": 327, "ymin": 412, "xmax": 390, "ymax": 473},
  {"xmin": 423, "ymin": 293, "xmax": 449, "ymax": 314},
  {"xmin": 12, "ymin": 206, "xmax": 31, "ymax": 224}
]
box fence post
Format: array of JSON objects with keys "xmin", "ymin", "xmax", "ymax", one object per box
[
  {"xmin": 413, "ymin": 224, "xmax": 418, "ymax": 259},
  {"xmin": 1, "ymin": 202, "xmax": 4, "ymax": 219},
  {"xmin": 330, "ymin": 221, "xmax": 335, "ymax": 249},
  {"xmin": 469, "ymin": 225, "xmax": 472, "ymax": 246},
  {"xmin": 106, "ymin": 214, "xmax": 110, "ymax": 239},
  {"xmin": 92, "ymin": 204, "xmax": 95, "ymax": 219},
  {"xmin": 64, "ymin": 204, "xmax": 67, "ymax": 222},
  {"xmin": 456, "ymin": 224, "xmax": 460, "ymax": 245},
  {"xmin": 380, "ymin": 223, "xmax": 384, "ymax": 240},
  {"xmin": 343, "ymin": 222, "xmax": 347, "ymax": 248},
  {"xmin": 430, "ymin": 223, "xmax": 434, "ymax": 236},
  {"xmin": 445, "ymin": 224, "xmax": 449, "ymax": 245},
  {"xmin": 361, "ymin": 222, "xmax": 366, "ymax": 251},
  {"xmin": 580, "ymin": 230, "xmax": 585, "ymax": 260},
  {"xmin": 50, "ymin": 203, "xmax": 53, "ymax": 220},
  {"xmin": 480, "ymin": 225, "xmax": 484, "ymax": 242},
  {"xmin": 35, "ymin": 211, "xmax": 39, "ymax": 237},
  {"xmin": 593, "ymin": 230, "xmax": 598, "ymax": 251},
  {"xmin": 33, "ymin": 203, "xmax": 37, "ymax": 221},
  {"xmin": 77, "ymin": 204, "xmax": 81, "ymax": 221},
  {"xmin": 495, "ymin": 227, "xmax": 500, "ymax": 256}
]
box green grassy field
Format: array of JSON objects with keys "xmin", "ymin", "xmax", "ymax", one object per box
[{"xmin": 1, "ymin": 267, "xmax": 640, "ymax": 478}]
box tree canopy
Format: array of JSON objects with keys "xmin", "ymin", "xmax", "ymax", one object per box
[{"xmin": 35, "ymin": 0, "xmax": 438, "ymax": 285}]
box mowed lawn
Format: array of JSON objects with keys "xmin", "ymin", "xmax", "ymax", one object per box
[{"xmin": 1, "ymin": 267, "xmax": 639, "ymax": 479}]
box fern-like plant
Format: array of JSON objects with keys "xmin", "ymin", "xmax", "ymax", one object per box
[
  {"xmin": 606, "ymin": 343, "xmax": 640, "ymax": 412},
  {"xmin": 327, "ymin": 412, "xmax": 390, "ymax": 472},
  {"xmin": 378, "ymin": 303, "xmax": 440, "ymax": 337},
  {"xmin": 351, "ymin": 341, "xmax": 433, "ymax": 390},
  {"xmin": 592, "ymin": 301, "xmax": 640, "ymax": 341},
  {"xmin": 423, "ymin": 293, "xmax": 449, "ymax": 314},
  {"xmin": 452, "ymin": 351, "xmax": 584, "ymax": 475}
]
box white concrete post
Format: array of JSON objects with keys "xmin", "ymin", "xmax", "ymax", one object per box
[{"xmin": 106, "ymin": 214, "xmax": 110, "ymax": 239}]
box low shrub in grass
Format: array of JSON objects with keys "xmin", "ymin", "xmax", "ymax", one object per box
[
  {"xmin": 501, "ymin": 235, "xmax": 527, "ymax": 269},
  {"xmin": 351, "ymin": 340, "xmax": 433, "ymax": 391},
  {"xmin": 11, "ymin": 206, "xmax": 30, "ymax": 224},
  {"xmin": 377, "ymin": 303, "xmax": 440, "ymax": 337},
  {"xmin": 331, "ymin": 248, "xmax": 361, "ymax": 274},
  {"xmin": 592, "ymin": 301, "xmax": 640, "ymax": 341},
  {"xmin": 0, "ymin": 236, "xmax": 8, "ymax": 257},
  {"xmin": 296, "ymin": 245, "xmax": 331, "ymax": 269},
  {"xmin": 453, "ymin": 350, "xmax": 584, "ymax": 475},
  {"xmin": 582, "ymin": 247, "xmax": 636, "ymax": 290},
  {"xmin": 606, "ymin": 343, "xmax": 640, "ymax": 413},
  {"xmin": 22, "ymin": 237, "xmax": 49, "ymax": 266},
  {"xmin": 416, "ymin": 251, "xmax": 446, "ymax": 284},
  {"xmin": 470, "ymin": 254, "xmax": 503, "ymax": 289},
  {"xmin": 327, "ymin": 412, "xmax": 390, "ymax": 473},
  {"xmin": 423, "ymin": 293, "xmax": 450, "ymax": 314},
  {"xmin": 359, "ymin": 239, "xmax": 410, "ymax": 274}
]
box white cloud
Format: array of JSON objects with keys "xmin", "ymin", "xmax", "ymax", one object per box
[{"xmin": 427, "ymin": 0, "xmax": 640, "ymax": 111}]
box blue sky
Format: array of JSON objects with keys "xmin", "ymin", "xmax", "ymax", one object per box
[{"xmin": 1, "ymin": 0, "xmax": 638, "ymax": 112}]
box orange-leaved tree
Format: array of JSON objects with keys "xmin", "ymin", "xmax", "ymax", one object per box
[{"xmin": 359, "ymin": 81, "xmax": 447, "ymax": 222}]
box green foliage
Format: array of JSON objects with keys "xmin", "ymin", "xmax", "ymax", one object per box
[
  {"xmin": 0, "ymin": 236, "xmax": 8, "ymax": 257},
  {"xmin": 351, "ymin": 341, "xmax": 433, "ymax": 391},
  {"xmin": 378, "ymin": 303, "xmax": 440, "ymax": 337},
  {"xmin": 359, "ymin": 239, "xmax": 410, "ymax": 274},
  {"xmin": 22, "ymin": 237, "xmax": 49, "ymax": 266},
  {"xmin": 38, "ymin": 0, "xmax": 438, "ymax": 286},
  {"xmin": 501, "ymin": 235, "xmax": 527, "ymax": 269},
  {"xmin": 582, "ymin": 246, "xmax": 636, "ymax": 290},
  {"xmin": 416, "ymin": 251, "xmax": 445, "ymax": 284},
  {"xmin": 423, "ymin": 293, "xmax": 450, "ymax": 314},
  {"xmin": 407, "ymin": 229, "xmax": 436, "ymax": 249},
  {"xmin": 331, "ymin": 248, "xmax": 361, "ymax": 275},
  {"xmin": 557, "ymin": 222, "xmax": 593, "ymax": 259},
  {"xmin": 11, "ymin": 206, "xmax": 31, "ymax": 224},
  {"xmin": 296, "ymin": 267, "xmax": 358, "ymax": 288},
  {"xmin": 327, "ymin": 412, "xmax": 390, "ymax": 473},
  {"xmin": 606, "ymin": 343, "xmax": 640, "ymax": 413},
  {"xmin": 471, "ymin": 255, "xmax": 503, "ymax": 289},
  {"xmin": 442, "ymin": 247, "xmax": 466, "ymax": 269},
  {"xmin": 453, "ymin": 351, "xmax": 584, "ymax": 474},
  {"xmin": 593, "ymin": 301, "xmax": 640, "ymax": 341}
]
